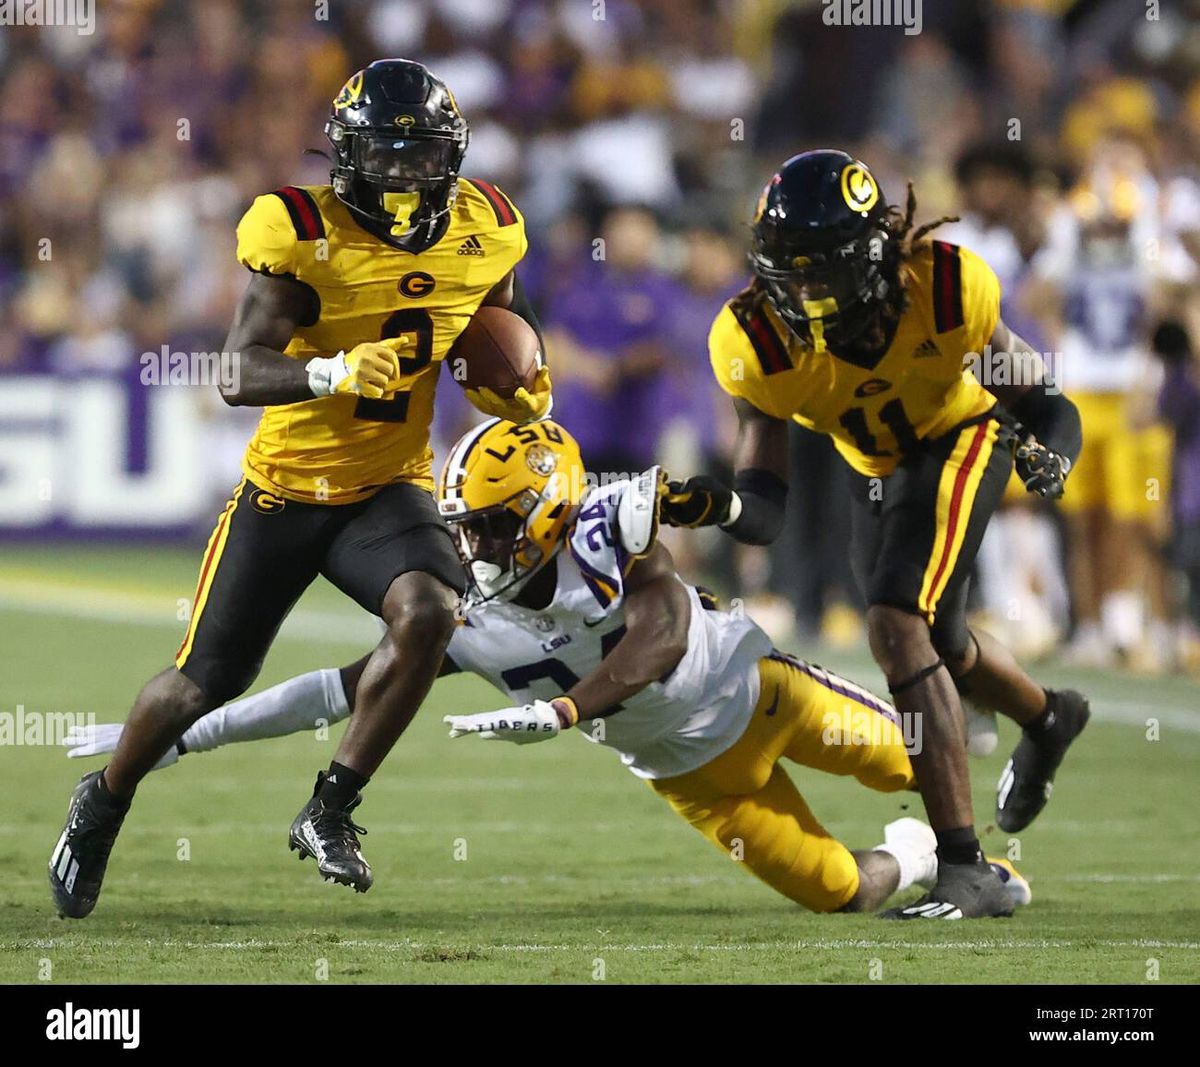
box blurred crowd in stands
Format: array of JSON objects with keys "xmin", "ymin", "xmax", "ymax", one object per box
[{"xmin": 4, "ymin": 0, "xmax": 1200, "ymax": 671}]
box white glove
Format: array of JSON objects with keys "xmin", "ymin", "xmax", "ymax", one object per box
[
  {"xmin": 62, "ymin": 723, "xmax": 180, "ymax": 770},
  {"xmin": 305, "ymin": 339, "xmax": 404, "ymax": 398},
  {"xmin": 443, "ymin": 699, "xmax": 574, "ymax": 744}
]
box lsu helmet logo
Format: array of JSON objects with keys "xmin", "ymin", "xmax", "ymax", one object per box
[
  {"xmin": 525, "ymin": 443, "xmax": 558, "ymax": 477},
  {"xmin": 840, "ymin": 163, "xmax": 879, "ymax": 214},
  {"xmin": 333, "ymin": 71, "xmax": 365, "ymax": 110}
]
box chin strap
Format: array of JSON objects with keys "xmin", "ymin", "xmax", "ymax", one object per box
[{"xmin": 801, "ymin": 296, "xmax": 839, "ymax": 353}]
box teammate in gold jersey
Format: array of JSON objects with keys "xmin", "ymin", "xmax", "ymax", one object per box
[
  {"xmin": 661, "ymin": 150, "xmax": 1087, "ymax": 919},
  {"xmin": 49, "ymin": 59, "xmax": 551, "ymax": 918}
]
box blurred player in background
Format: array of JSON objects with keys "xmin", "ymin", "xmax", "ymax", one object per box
[
  {"xmin": 943, "ymin": 142, "xmax": 1070, "ymax": 660},
  {"xmin": 67, "ymin": 418, "xmax": 1032, "ymax": 917},
  {"xmin": 661, "ymin": 150, "xmax": 1085, "ymax": 919},
  {"xmin": 1027, "ymin": 133, "xmax": 1171, "ymax": 670},
  {"xmin": 49, "ymin": 59, "xmax": 551, "ymax": 918}
]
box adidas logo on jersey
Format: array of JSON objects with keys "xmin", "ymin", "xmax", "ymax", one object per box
[
  {"xmin": 457, "ymin": 235, "xmax": 485, "ymax": 256},
  {"xmin": 913, "ymin": 338, "xmax": 940, "ymax": 359}
]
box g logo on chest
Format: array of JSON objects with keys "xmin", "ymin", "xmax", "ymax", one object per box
[
  {"xmin": 854, "ymin": 377, "xmax": 892, "ymax": 398},
  {"xmin": 398, "ymin": 271, "xmax": 436, "ymax": 298}
]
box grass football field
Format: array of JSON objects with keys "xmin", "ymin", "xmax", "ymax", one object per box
[{"xmin": 1, "ymin": 546, "xmax": 1197, "ymax": 985}]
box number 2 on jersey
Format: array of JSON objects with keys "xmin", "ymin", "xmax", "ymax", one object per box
[{"xmin": 353, "ymin": 307, "xmax": 435, "ymax": 423}]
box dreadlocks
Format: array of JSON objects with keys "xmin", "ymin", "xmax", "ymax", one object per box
[{"xmin": 883, "ymin": 181, "xmax": 960, "ymax": 259}]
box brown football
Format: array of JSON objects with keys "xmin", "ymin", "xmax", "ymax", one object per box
[{"xmin": 448, "ymin": 305, "xmax": 540, "ymax": 399}]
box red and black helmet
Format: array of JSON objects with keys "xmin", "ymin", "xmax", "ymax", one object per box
[
  {"xmin": 750, "ymin": 149, "xmax": 898, "ymax": 349},
  {"xmin": 325, "ymin": 59, "xmax": 469, "ymax": 252}
]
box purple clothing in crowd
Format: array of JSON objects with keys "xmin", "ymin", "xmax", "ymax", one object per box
[
  {"xmin": 544, "ymin": 263, "xmax": 683, "ymax": 464},
  {"xmin": 1159, "ymin": 361, "xmax": 1200, "ymax": 525},
  {"xmin": 654, "ymin": 279, "xmax": 747, "ymax": 455}
]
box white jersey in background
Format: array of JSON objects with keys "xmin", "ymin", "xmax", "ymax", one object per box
[
  {"xmin": 1032, "ymin": 198, "xmax": 1157, "ymax": 394},
  {"xmin": 940, "ymin": 215, "xmax": 1026, "ymax": 296},
  {"xmin": 447, "ymin": 479, "xmax": 773, "ymax": 779}
]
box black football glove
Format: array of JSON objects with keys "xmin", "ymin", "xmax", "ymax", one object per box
[
  {"xmin": 660, "ymin": 475, "xmax": 733, "ymax": 528},
  {"xmin": 1013, "ymin": 435, "xmax": 1071, "ymax": 500}
]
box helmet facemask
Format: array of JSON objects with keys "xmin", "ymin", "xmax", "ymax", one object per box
[
  {"xmin": 327, "ymin": 121, "xmax": 466, "ymax": 251},
  {"xmin": 751, "ymin": 226, "xmax": 898, "ymax": 352},
  {"xmin": 439, "ymin": 419, "xmax": 586, "ymax": 607},
  {"xmin": 445, "ymin": 486, "xmax": 574, "ymax": 606}
]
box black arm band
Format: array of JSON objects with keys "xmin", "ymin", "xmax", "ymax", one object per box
[
  {"xmin": 507, "ymin": 273, "xmax": 546, "ymax": 359},
  {"xmin": 723, "ymin": 468, "xmax": 788, "ymax": 546},
  {"xmin": 1009, "ymin": 382, "xmax": 1082, "ymax": 465}
]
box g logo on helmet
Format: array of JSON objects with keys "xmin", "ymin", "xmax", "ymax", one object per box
[{"xmin": 840, "ymin": 163, "xmax": 879, "ymax": 215}]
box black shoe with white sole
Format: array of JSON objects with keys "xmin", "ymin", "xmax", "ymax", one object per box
[
  {"xmin": 996, "ymin": 689, "xmax": 1090, "ymax": 833},
  {"xmin": 288, "ymin": 772, "xmax": 373, "ymax": 892},
  {"xmin": 880, "ymin": 859, "xmax": 1015, "ymax": 919},
  {"xmin": 49, "ymin": 770, "xmax": 130, "ymax": 919}
]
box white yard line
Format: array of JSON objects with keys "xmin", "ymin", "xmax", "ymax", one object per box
[{"xmin": 0, "ymin": 576, "xmax": 378, "ymax": 647}]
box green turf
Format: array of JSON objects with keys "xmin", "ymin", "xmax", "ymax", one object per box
[{"xmin": 1, "ymin": 546, "xmax": 1197, "ymax": 984}]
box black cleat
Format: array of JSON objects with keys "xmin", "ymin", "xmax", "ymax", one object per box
[
  {"xmin": 48, "ymin": 770, "xmax": 130, "ymax": 919},
  {"xmin": 880, "ymin": 860, "xmax": 1014, "ymax": 919},
  {"xmin": 996, "ymin": 689, "xmax": 1090, "ymax": 833},
  {"xmin": 288, "ymin": 772, "xmax": 373, "ymax": 892}
]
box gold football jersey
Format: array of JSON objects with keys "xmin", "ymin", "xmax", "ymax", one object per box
[
  {"xmin": 234, "ymin": 179, "xmax": 527, "ymax": 503},
  {"xmin": 709, "ymin": 241, "xmax": 1000, "ymax": 477}
]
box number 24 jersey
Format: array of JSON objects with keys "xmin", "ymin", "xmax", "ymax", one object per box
[{"xmin": 446, "ymin": 479, "xmax": 773, "ymax": 780}]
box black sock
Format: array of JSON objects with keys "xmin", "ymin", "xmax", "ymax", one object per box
[
  {"xmin": 1024, "ymin": 690, "xmax": 1059, "ymax": 736},
  {"xmin": 935, "ymin": 826, "xmax": 982, "ymax": 866},
  {"xmin": 319, "ymin": 761, "xmax": 369, "ymax": 808}
]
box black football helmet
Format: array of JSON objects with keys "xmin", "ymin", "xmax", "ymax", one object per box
[
  {"xmin": 749, "ymin": 149, "xmax": 899, "ymax": 350},
  {"xmin": 325, "ymin": 59, "xmax": 469, "ymax": 252}
]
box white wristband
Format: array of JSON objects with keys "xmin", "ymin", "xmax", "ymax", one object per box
[
  {"xmin": 306, "ymin": 351, "xmax": 350, "ymax": 397},
  {"xmin": 720, "ymin": 491, "xmax": 743, "ymax": 528}
]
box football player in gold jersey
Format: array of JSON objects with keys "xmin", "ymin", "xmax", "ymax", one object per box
[
  {"xmin": 661, "ymin": 150, "xmax": 1087, "ymax": 918},
  {"xmin": 49, "ymin": 60, "xmax": 551, "ymax": 918}
]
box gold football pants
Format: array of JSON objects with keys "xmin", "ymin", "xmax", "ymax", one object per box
[{"xmin": 650, "ymin": 653, "xmax": 914, "ymax": 911}]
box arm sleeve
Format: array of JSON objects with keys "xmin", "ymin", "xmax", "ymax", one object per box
[
  {"xmin": 508, "ymin": 272, "xmax": 545, "ymax": 360},
  {"xmin": 179, "ymin": 668, "xmax": 348, "ymax": 754},
  {"xmin": 724, "ymin": 467, "xmax": 788, "ymax": 546},
  {"xmin": 1010, "ymin": 383, "xmax": 1083, "ymax": 465}
]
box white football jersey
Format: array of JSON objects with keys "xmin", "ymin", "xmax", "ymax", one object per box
[
  {"xmin": 446, "ymin": 479, "xmax": 773, "ymax": 779},
  {"xmin": 1033, "ymin": 200, "xmax": 1157, "ymax": 393}
]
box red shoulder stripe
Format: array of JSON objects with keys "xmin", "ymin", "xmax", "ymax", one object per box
[
  {"xmin": 730, "ymin": 293, "xmax": 791, "ymax": 375},
  {"xmin": 273, "ymin": 186, "xmax": 325, "ymax": 242},
  {"xmin": 465, "ymin": 178, "xmax": 517, "ymax": 227},
  {"xmin": 931, "ymin": 240, "xmax": 964, "ymax": 333}
]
